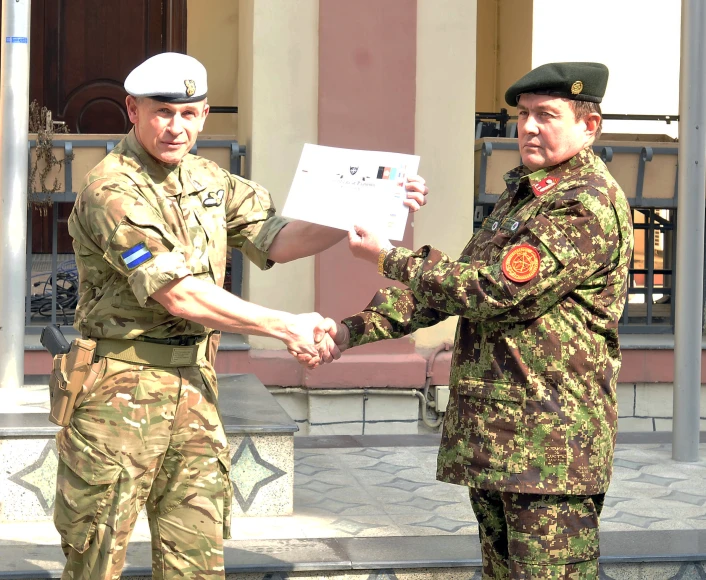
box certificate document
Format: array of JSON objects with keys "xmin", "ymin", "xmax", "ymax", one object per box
[{"xmin": 281, "ymin": 144, "xmax": 420, "ymax": 241}]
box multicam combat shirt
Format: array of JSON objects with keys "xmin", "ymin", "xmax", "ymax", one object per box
[
  {"xmin": 69, "ymin": 130, "xmax": 288, "ymax": 340},
  {"xmin": 343, "ymin": 147, "xmax": 633, "ymax": 495}
]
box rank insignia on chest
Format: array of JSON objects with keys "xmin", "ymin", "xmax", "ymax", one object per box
[
  {"xmin": 203, "ymin": 189, "xmax": 225, "ymax": 208},
  {"xmin": 500, "ymin": 218, "xmax": 521, "ymax": 233},
  {"xmin": 482, "ymin": 217, "xmax": 500, "ymax": 232},
  {"xmin": 502, "ymin": 244, "xmax": 540, "ymax": 283},
  {"xmin": 121, "ymin": 243, "xmax": 153, "ymax": 270},
  {"xmin": 532, "ymin": 176, "xmax": 560, "ymax": 197}
]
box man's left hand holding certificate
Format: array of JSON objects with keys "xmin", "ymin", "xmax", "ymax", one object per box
[{"xmin": 282, "ymin": 144, "xmax": 422, "ymax": 241}]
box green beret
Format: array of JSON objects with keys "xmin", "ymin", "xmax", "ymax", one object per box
[{"xmin": 505, "ymin": 62, "xmax": 609, "ymax": 106}]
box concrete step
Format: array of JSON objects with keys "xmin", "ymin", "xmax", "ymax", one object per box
[{"xmin": 0, "ymin": 521, "xmax": 705, "ymax": 579}]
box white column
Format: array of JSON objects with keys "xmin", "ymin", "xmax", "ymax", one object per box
[{"xmin": 0, "ymin": 0, "xmax": 31, "ymax": 388}]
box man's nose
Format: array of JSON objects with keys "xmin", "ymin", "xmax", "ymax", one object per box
[
  {"xmin": 167, "ymin": 114, "xmax": 184, "ymax": 134},
  {"xmin": 524, "ymin": 114, "xmax": 539, "ymax": 134}
]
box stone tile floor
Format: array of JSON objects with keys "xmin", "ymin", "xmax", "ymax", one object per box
[{"xmin": 1, "ymin": 439, "xmax": 705, "ymax": 546}]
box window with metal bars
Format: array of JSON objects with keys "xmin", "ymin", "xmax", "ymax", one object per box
[{"xmin": 621, "ymin": 208, "xmax": 675, "ymax": 333}]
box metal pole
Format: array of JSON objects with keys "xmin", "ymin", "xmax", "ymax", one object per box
[
  {"xmin": 0, "ymin": 0, "xmax": 31, "ymax": 389},
  {"xmin": 673, "ymin": 0, "xmax": 705, "ymax": 461}
]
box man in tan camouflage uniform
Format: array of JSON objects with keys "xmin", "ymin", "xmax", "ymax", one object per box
[
  {"xmin": 56, "ymin": 52, "xmax": 428, "ymax": 579},
  {"xmin": 313, "ymin": 62, "xmax": 634, "ymax": 578}
]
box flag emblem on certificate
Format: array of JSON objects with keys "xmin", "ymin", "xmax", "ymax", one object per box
[{"xmin": 121, "ymin": 243, "xmax": 153, "ymax": 270}]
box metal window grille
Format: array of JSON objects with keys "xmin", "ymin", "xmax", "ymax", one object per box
[
  {"xmin": 621, "ymin": 208, "xmax": 675, "ymax": 333},
  {"xmin": 25, "ymin": 137, "xmax": 246, "ymax": 334}
]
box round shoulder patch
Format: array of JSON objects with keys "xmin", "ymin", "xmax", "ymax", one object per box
[{"xmin": 502, "ymin": 244, "xmax": 540, "ymax": 283}]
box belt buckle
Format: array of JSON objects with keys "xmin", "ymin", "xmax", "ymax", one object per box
[{"xmin": 170, "ymin": 346, "xmax": 195, "ymax": 366}]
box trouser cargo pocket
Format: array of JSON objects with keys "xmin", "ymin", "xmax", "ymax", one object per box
[{"xmin": 54, "ymin": 425, "xmax": 122, "ymax": 553}]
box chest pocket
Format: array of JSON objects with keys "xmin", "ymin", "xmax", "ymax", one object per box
[{"xmin": 192, "ymin": 205, "xmax": 228, "ymax": 287}]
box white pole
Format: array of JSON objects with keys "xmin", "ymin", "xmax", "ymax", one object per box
[
  {"xmin": 0, "ymin": 0, "xmax": 31, "ymax": 389},
  {"xmin": 673, "ymin": 0, "xmax": 705, "ymax": 461}
]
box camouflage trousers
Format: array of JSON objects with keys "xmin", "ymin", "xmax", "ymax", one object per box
[
  {"xmin": 53, "ymin": 357, "xmax": 232, "ymax": 580},
  {"xmin": 469, "ymin": 488, "xmax": 604, "ymax": 579}
]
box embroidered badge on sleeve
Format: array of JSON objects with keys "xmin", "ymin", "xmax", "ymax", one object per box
[
  {"xmin": 121, "ymin": 243, "xmax": 153, "ymax": 270},
  {"xmin": 502, "ymin": 244, "xmax": 541, "ymax": 283}
]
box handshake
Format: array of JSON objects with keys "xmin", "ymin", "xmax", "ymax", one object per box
[{"xmin": 283, "ymin": 313, "xmax": 351, "ymax": 369}]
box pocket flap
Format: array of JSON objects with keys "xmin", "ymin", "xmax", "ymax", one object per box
[
  {"xmin": 526, "ymin": 214, "xmax": 579, "ymax": 266},
  {"xmin": 56, "ymin": 426, "xmax": 121, "ymax": 485},
  {"xmin": 456, "ymin": 379, "xmax": 525, "ymax": 403}
]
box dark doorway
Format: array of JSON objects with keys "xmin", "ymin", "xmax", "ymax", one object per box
[
  {"xmin": 29, "ymin": 0, "xmax": 187, "ymax": 134},
  {"xmin": 10, "ymin": 0, "xmax": 187, "ymax": 253}
]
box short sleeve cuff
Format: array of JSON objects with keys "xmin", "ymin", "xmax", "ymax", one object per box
[
  {"xmin": 240, "ymin": 216, "xmax": 291, "ymax": 271},
  {"xmin": 128, "ymin": 251, "xmax": 191, "ymax": 306}
]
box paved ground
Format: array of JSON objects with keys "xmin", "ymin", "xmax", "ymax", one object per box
[
  {"xmin": 3, "ymin": 383, "xmax": 706, "ymax": 578},
  {"xmin": 3, "ymin": 438, "xmax": 705, "ymax": 545}
]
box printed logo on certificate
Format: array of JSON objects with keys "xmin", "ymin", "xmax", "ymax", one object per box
[{"xmin": 282, "ymin": 144, "xmax": 420, "ymax": 241}]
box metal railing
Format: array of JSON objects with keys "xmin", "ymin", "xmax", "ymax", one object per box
[
  {"xmin": 25, "ymin": 137, "xmax": 246, "ymax": 334},
  {"xmin": 474, "ymin": 137, "xmax": 681, "ymax": 333},
  {"xmin": 475, "ymin": 110, "xmax": 680, "ymax": 140}
]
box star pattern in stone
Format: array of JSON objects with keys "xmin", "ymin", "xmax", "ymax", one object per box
[
  {"xmin": 375, "ymin": 478, "xmax": 435, "ymax": 492},
  {"xmin": 302, "ymin": 497, "xmax": 365, "ymax": 514},
  {"xmin": 628, "ymin": 472, "xmax": 684, "ymax": 487},
  {"xmin": 297, "ymin": 479, "xmax": 346, "ymax": 494},
  {"xmin": 368, "ymin": 571, "xmax": 398, "ymax": 580},
  {"xmin": 409, "ymin": 515, "xmax": 475, "ymax": 533},
  {"xmin": 349, "ymin": 448, "xmax": 393, "ymax": 459},
  {"xmin": 390, "ymin": 495, "xmax": 457, "ymax": 511},
  {"xmin": 604, "ymin": 511, "xmax": 668, "ymax": 529},
  {"xmin": 230, "ymin": 436, "xmax": 286, "ymax": 513},
  {"xmin": 294, "ymin": 463, "xmax": 336, "ymax": 477},
  {"xmin": 8, "ymin": 441, "xmax": 59, "ymax": 515},
  {"xmin": 331, "ymin": 517, "xmax": 386, "ymax": 535},
  {"xmin": 358, "ymin": 461, "xmax": 414, "ymax": 475}
]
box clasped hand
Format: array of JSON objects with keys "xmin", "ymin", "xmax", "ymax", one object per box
[{"xmin": 284, "ymin": 313, "xmax": 349, "ymax": 369}]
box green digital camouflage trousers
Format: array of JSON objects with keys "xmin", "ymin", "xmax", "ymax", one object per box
[
  {"xmin": 469, "ymin": 488, "xmax": 604, "ymax": 579},
  {"xmin": 53, "ymin": 356, "xmax": 232, "ymax": 580}
]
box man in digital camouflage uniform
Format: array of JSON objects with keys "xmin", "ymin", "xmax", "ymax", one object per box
[
  {"xmin": 57, "ymin": 52, "xmax": 428, "ymax": 579},
  {"xmin": 314, "ymin": 62, "xmax": 633, "ymax": 578}
]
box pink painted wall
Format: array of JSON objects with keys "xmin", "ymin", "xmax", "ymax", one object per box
[{"xmin": 316, "ymin": 0, "xmax": 418, "ymax": 354}]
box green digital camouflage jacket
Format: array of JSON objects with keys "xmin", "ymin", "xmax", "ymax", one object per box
[
  {"xmin": 343, "ymin": 147, "xmax": 633, "ymax": 495},
  {"xmin": 68, "ymin": 130, "xmax": 288, "ymax": 340}
]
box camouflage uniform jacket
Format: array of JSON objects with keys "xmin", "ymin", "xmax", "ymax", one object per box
[
  {"xmin": 343, "ymin": 147, "xmax": 633, "ymax": 495},
  {"xmin": 68, "ymin": 129, "xmax": 288, "ymax": 340}
]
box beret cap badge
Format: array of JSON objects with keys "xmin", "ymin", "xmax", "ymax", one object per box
[
  {"xmin": 184, "ymin": 79, "xmax": 196, "ymax": 97},
  {"xmin": 571, "ymin": 80, "xmax": 584, "ymax": 95}
]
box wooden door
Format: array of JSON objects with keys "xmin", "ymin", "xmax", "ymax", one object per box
[
  {"xmin": 18, "ymin": 0, "xmax": 187, "ymax": 253},
  {"xmin": 30, "ymin": 0, "xmax": 187, "ymax": 133}
]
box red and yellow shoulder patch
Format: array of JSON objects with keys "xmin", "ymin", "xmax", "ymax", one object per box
[{"xmin": 502, "ymin": 244, "xmax": 540, "ymax": 283}]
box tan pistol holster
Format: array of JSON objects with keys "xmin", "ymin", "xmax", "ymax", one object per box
[{"xmin": 49, "ymin": 338, "xmax": 98, "ymax": 427}]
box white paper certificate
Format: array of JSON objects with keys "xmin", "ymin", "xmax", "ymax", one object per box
[{"xmin": 281, "ymin": 144, "xmax": 420, "ymax": 241}]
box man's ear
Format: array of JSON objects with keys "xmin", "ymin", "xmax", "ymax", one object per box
[
  {"xmin": 198, "ymin": 101, "xmax": 210, "ymax": 131},
  {"xmin": 126, "ymin": 95, "xmax": 139, "ymax": 124},
  {"xmin": 584, "ymin": 113, "xmax": 601, "ymax": 138}
]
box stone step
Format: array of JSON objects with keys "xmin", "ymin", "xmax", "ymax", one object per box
[
  {"xmin": 0, "ymin": 522, "xmax": 705, "ymax": 579},
  {"xmin": 0, "ymin": 374, "xmax": 298, "ymax": 524}
]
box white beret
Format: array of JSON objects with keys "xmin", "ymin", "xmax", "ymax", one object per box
[{"xmin": 124, "ymin": 52, "xmax": 208, "ymax": 103}]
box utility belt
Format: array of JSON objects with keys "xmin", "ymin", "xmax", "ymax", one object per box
[
  {"xmin": 45, "ymin": 330, "xmax": 214, "ymax": 427},
  {"xmin": 95, "ymin": 335, "xmax": 209, "ymax": 367}
]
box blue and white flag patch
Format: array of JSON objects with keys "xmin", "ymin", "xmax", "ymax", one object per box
[{"xmin": 121, "ymin": 243, "xmax": 153, "ymax": 270}]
